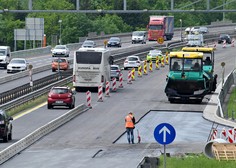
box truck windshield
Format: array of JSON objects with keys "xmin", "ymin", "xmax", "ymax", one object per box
[
  {"xmin": 149, "ymin": 25, "xmax": 163, "ymax": 30},
  {"xmin": 76, "ymin": 51, "xmax": 102, "ymax": 64}
]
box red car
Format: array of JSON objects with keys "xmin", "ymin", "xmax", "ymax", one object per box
[{"xmin": 47, "ymin": 86, "xmax": 75, "ymax": 109}]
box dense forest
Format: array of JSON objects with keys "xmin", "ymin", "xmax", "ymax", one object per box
[{"xmin": 0, "ymin": 0, "xmax": 236, "ymax": 50}]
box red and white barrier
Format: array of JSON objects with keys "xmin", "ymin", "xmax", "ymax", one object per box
[
  {"xmin": 105, "ymin": 81, "xmax": 110, "ymax": 97},
  {"xmin": 223, "ymin": 40, "xmax": 226, "ymax": 48},
  {"xmin": 234, "ymin": 127, "xmax": 236, "ymax": 142},
  {"xmin": 112, "ymin": 78, "xmax": 117, "ymax": 92},
  {"xmin": 127, "ymin": 70, "xmax": 132, "ymax": 84},
  {"xmin": 86, "ymin": 91, "xmax": 92, "ymax": 108},
  {"xmin": 97, "ymin": 84, "xmax": 103, "ymax": 102},
  {"xmin": 211, "ymin": 129, "xmax": 218, "ymax": 140},
  {"xmin": 220, "ymin": 128, "xmax": 227, "ymax": 140},
  {"xmin": 119, "ymin": 73, "xmax": 124, "ymax": 88},
  {"xmin": 231, "ymin": 38, "xmax": 235, "ymax": 47},
  {"xmin": 227, "ymin": 129, "xmax": 234, "ymax": 143},
  {"xmin": 213, "ymin": 41, "xmax": 217, "ymax": 49}
]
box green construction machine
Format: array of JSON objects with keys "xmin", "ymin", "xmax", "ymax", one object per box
[{"xmin": 164, "ymin": 47, "xmax": 217, "ymax": 103}]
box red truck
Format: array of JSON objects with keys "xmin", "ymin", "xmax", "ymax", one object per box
[{"xmin": 147, "ymin": 16, "xmax": 174, "ymax": 41}]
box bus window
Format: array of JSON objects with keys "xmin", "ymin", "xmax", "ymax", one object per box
[{"xmin": 76, "ymin": 51, "xmax": 102, "ymax": 64}]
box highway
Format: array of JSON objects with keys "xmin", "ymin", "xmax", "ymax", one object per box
[
  {"xmin": 0, "ymin": 25, "xmax": 236, "ymax": 167},
  {"xmin": 1, "ymin": 43, "xmax": 236, "ymax": 167}
]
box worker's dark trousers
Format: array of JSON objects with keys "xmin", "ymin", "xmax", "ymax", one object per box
[{"xmin": 126, "ymin": 128, "xmax": 134, "ymax": 144}]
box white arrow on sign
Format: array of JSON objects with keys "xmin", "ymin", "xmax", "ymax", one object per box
[{"xmin": 159, "ymin": 126, "xmax": 170, "ymax": 142}]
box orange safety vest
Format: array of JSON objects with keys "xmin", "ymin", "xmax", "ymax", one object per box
[{"xmin": 125, "ymin": 114, "xmax": 134, "ymax": 128}]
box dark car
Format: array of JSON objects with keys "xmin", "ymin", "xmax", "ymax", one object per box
[
  {"xmin": 218, "ymin": 34, "xmax": 231, "ymax": 44},
  {"xmin": 47, "ymin": 86, "xmax": 76, "ymax": 109},
  {"xmin": 0, "ymin": 110, "xmax": 13, "ymax": 142},
  {"xmin": 107, "ymin": 37, "xmax": 122, "ymax": 47},
  {"xmin": 198, "ymin": 27, "xmax": 208, "ymax": 34}
]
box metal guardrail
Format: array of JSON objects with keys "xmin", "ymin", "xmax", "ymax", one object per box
[
  {"xmin": 0, "ymin": 104, "xmax": 89, "ymax": 165},
  {"xmin": 217, "ymin": 69, "xmax": 236, "ymax": 118},
  {"xmin": 0, "ymin": 70, "xmax": 72, "ymax": 105},
  {"xmin": 0, "ymin": 76, "xmax": 72, "ymax": 111}
]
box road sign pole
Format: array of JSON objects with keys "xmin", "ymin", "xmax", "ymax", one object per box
[
  {"xmin": 154, "ymin": 123, "xmax": 176, "ymax": 168},
  {"xmin": 164, "ymin": 144, "xmax": 166, "ymax": 168}
]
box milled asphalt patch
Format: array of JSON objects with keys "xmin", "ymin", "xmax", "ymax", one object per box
[{"xmin": 115, "ymin": 110, "xmax": 232, "ymax": 145}]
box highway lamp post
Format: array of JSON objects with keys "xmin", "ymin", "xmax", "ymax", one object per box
[
  {"xmin": 179, "ymin": 19, "xmax": 182, "ymax": 41},
  {"xmin": 58, "ymin": 20, "xmax": 62, "ymax": 45},
  {"xmin": 221, "ymin": 62, "xmax": 225, "ymax": 90}
]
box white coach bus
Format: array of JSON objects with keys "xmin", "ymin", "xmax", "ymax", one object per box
[{"xmin": 73, "ymin": 47, "xmax": 113, "ymax": 92}]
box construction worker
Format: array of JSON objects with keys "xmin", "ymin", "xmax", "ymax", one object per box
[{"xmin": 125, "ymin": 112, "xmax": 136, "ymax": 144}]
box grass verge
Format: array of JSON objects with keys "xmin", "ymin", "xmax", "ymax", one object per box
[
  {"xmin": 158, "ymin": 154, "xmax": 236, "ymax": 168},
  {"xmin": 226, "ymin": 87, "xmax": 236, "ymax": 119},
  {"xmin": 7, "ymin": 95, "xmax": 48, "ymax": 117}
]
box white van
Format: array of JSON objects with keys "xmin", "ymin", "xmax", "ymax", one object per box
[
  {"xmin": 0, "ymin": 46, "xmax": 11, "ymax": 69},
  {"xmin": 132, "ymin": 31, "xmax": 147, "ymax": 44}
]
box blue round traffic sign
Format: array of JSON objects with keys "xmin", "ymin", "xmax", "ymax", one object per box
[{"xmin": 153, "ymin": 123, "xmax": 176, "ymax": 145}]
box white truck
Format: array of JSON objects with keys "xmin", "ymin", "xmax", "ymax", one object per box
[
  {"xmin": 0, "ymin": 46, "xmax": 11, "ymax": 69},
  {"xmin": 186, "ymin": 34, "xmax": 204, "ymax": 47}
]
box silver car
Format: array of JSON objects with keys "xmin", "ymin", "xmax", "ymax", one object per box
[
  {"xmin": 110, "ymin": 65, "xmax": 121, "ymax": 80},
  {"xmin": 51, "ymin": 45, "xmax": 70, "ymax": 57},
  {"xmin": 7, "ymin": 58, "xmax": 29, "ymax": 73},
  {"xmin": 81, "ymin": 40, "xmax": 96, "ymax": 48}
]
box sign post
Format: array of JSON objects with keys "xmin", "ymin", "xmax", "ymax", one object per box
[
  {"xmin": 154, "ymin": 123, "xmax": 176, "ymax": 168},
  {"xmin": 28, "ymin": 64, "xmax": 33, "ymax": 87}
]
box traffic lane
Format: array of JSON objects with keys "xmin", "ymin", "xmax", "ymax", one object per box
[
  {"xmin": 0, "ymin": 63, "xmax": 212, "ymax": 168},
  {"xmin": 0, "ymin": 102, "xmax": 82, "ymax": 150},
  {"xmin": 213, "ymin": 45, "xmax": 236, "ymax": 77},
  {"xmin": 0, "ymin": 39, "xmax": 149, "ymax": 77},
  {"xmin": 0, "ymin": 67, "xmax": 69, "ymax": 94}
]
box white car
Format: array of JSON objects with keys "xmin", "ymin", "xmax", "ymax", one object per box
[
  {"xmin": 123, "ymin": 55, "xmax": 143, "ymax": 70},
  {"xmin": 51, "ymin": 45, "xmax": 70, "ymax": 57},
  {"xmin": 7, "ymin": 58, "xmax": 29, "ymax": 73}
]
